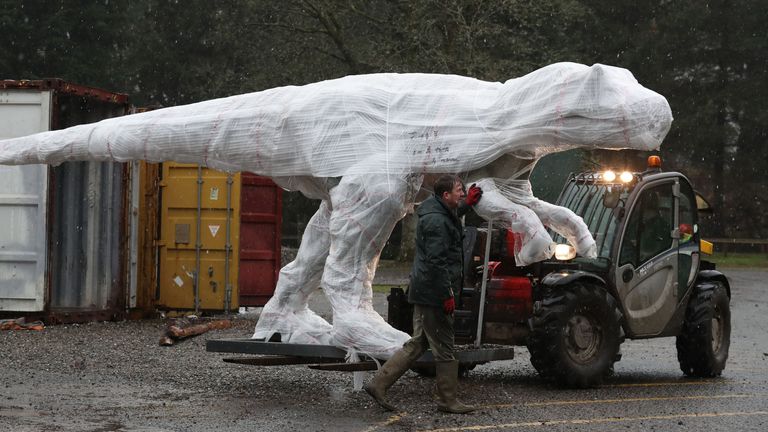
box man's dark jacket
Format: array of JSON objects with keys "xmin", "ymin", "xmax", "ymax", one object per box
[{"xmin": 408, "ymin": 195, "xmax": 468, "ymax": 307}]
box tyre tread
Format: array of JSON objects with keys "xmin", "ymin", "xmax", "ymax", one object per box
[{"xmin": 527, "ymin": 282, "xmax": 624, "ymax": 388}]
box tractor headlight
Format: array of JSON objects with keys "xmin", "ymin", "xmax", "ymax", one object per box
[
  {"xmin": 603, "ymin": 170, "xmax": 616, "ymax": 182},
  {"xmin": 620, "ymin": 171, "xmax": 634, "ymax": 183},
  {"xmin": 554, "ymin": 244, "xmax": 577, "ymax": 261}
]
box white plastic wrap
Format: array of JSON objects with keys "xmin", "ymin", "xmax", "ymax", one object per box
[
  {"xmin": 0, "ymin": 62, "xmax": 672, "ymax": 358},
  {"xmin": 481, "ymin": 178, "xmax": 598, "ymax": 262},
  {"xmin": 253, "ymin": 174, "xmax": 421, "ymax": 358},
  {"xmin": 0, "ymin": 63, "xmax": 670, "ymax": 175}
]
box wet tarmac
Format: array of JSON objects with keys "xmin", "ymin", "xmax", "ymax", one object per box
[{"xmin": 1, "ymin": 268, "xmax": 766, "ymax": 431}]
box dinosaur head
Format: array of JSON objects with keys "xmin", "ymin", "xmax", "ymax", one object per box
[{"xmin": 489, "ymin": 62, "xmax": 673, "ymax": 160}]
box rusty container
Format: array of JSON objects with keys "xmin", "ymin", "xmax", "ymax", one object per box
[{"xmin": 0, "ymin": 79, "xmax": 132, "ymax": 323}]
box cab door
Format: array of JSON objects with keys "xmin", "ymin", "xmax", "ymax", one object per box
[
  {"xmin": 614, "ymin": 180, "xmax": 679, "ymax": 336},
  {"xmin": 676, "ymin": 179, "xmax": 700, "ymax": 299}
]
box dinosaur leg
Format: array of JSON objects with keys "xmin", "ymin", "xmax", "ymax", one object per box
[
  {"xmin": 252, "ymin": 200, "xmax": 334, "ymax": 344},
  {"xmin": 321, "ymin": 174, "xmax": 421, "ymax": 358}
]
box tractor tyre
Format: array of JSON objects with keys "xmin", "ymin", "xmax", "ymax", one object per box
[
  {"xmin": 527, "ymin": 282, "xmax": 624, "ymax": 388},
  {"xmin": 676, "ymin": 281, "xmax": 730, "ymax": 377}
]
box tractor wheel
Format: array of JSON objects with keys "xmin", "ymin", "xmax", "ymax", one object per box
[
  {"xmin": 527, "ymin": 282, "xmax": 624, "ymax": 388},
  {"xmin": 676, "ymin": 281, "xmax": 730, "ymax": 377}
]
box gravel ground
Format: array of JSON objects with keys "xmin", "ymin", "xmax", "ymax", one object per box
[
  {"xmin": 0, "ymin": 288, "xmax": 394, "ymax": 431},
  {"xmin": 2, "ymin": 268, "xmax": 767, "ymax": 432},
  {"xmin": 0, "ymin": 261, "xmax": 411, "ymax": 432}
]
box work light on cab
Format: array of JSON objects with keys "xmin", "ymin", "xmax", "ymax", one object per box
[{"xmin": 554, "ymin": 244, "xmax": 577, "ymax": 261}]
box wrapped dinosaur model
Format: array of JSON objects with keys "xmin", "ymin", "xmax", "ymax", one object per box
[{"xmin": 0, "ymin": 62, "xmax": 672, "ymax": 358}]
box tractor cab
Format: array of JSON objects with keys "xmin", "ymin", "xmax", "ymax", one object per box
[{"xmin": 547, "ymin": 156, "xmax": 718, "ymax": 338}]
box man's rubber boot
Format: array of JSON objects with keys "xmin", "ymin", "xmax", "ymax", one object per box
[
  {"xmin": 364, "ymin": 348, "xmax": 414, "ymax": 412},
  {"xmin": 435, "ymin": 360, "xmax": 476, "ymax": 414}
]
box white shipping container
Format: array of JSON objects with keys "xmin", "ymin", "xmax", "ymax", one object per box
[{"xmin": 0, "ymin": 89, "xmax": 51, "ymax": 312}]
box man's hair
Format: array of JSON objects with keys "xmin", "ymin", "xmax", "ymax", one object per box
[{"xmin": 434, "ymin": 174, "xmax": 462, "ymax": 198}]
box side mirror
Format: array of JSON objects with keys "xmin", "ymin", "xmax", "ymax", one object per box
[{"xmin": 603, "ymin": 189, "xmax": 620, "ymax": 209}]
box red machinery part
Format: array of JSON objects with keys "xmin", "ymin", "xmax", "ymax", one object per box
[{"xmin": 484, "ymin": 263, "xmax": 533, "ymax": 323}]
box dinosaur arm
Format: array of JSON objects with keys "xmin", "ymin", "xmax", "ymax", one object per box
[
  {"xmin": 470, "ymin": 178, "xmax": 555, "ymax": 266},
  {"xmin": 470, "ymin": 177, "xmax": 597, "ymax": 264}
]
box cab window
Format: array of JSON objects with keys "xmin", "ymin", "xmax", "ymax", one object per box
[
  {"xmin": 678, "ymin": 181, "xmax": 696, "ymax": 244},
  {"xmin": 619, "ymin": 184, "xmax": 674, "ymax": 266}
]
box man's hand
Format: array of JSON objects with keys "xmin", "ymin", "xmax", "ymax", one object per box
[
  {"xmin": 465, "ymin": 184, "xmax": 483, "ymax": 206},
  {"xmin": 443, "ymin": 297, "xmax": 455, "ymax": 314}
]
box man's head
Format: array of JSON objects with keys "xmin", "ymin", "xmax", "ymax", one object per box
[{"xmin": 434, "ymin": 174, "xmax": 464, "ymax": 209}]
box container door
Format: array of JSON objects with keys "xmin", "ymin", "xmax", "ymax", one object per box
[
  {"xmin": 0, "ymin": 90, "xmax": 51, "ymax": 312},
  {"xmin": 133, "ymin": 161, "xmax": 162, "ymax": 313},
  {"xmin": 157, "ymin": 163, "xmax": 240, "ymax": 312},
  {"xmin": 238, "ymin": 174, "xmax": 282, "ymax": 306},
  {"xmin": 47, "ymin": 161, "xmax": 126, "ymax": 314}
]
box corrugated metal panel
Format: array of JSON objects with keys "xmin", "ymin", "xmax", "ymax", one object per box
[
  {"xmin": 46, "ymin": 89, "xmax": 130, "ymax": 320},
  {"xmin": 1, "ymin": 81, "xmax": 130, "ymax": 321},
  {"xmin": 238, "ymin": 174, "xmax": 282, "ymax": 306},
  {"xmin": 157, "ymin": 163, "xmax": 241, "ymax": 312},
  {"xmin": 0, "ymin": 89, "xmax": 51, "ymax": 312},
  {"xmin": 48, "ymin": 161, "xmax": 126, "ymax": 311}
]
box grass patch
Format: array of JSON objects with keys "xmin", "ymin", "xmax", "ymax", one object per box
[{"xmin": 706, "ymin": 252, "xmax": 768, "ymax": 269}]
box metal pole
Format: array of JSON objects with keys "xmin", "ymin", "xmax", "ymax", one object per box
[
  {"xmin": 194, "ymin": 166, "xmax": 203, "ymax": 314},
  {"xmin": 474, "ymin": 219, "xmax": 493, "ymax": 348},
  {"xmin": 223, "ymin": 173, "xmax": 233, "ymax": 315}
]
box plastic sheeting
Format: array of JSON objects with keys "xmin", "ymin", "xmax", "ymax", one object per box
[
  {"xmin": 472, "ymin": 178, "xmax": 597, "ymax": 263},
  {"xmin": 0, "ymin": 63, "xmax": 670, "ymax": 175},
  {"xmin": 0, "ymin": 62, "xmax": 673, "ymax": 359}
]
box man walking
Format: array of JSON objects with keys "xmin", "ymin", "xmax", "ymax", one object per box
[{"xmin": 365, "ymin": 174, "xmax": 482, "ymax": 414}]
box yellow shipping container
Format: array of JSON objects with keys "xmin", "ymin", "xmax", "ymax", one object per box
[{"xmin": 157, "ymin": 163, "xmax": 241, "ymax": 312}]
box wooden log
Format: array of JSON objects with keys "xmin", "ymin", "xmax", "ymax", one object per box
[
  {"xmin": 0, "ymin": 318, "xmax": 44, "ymax": 331},
  {"xmin": 159, "ymin": 319, "xmax": 233, "ymax": 345},
  {"xmin": 167, "ymin": 319, "xmax": 232, "ymax": 339}
]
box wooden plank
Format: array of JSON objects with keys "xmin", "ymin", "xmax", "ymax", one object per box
[
  {"xmin": 223, "ymin": 356, "xmax": 334, "ymax": 366},
  {"xmin": 308, "ymin": 362, "xmax": 379, "ymax": 371},
  {"xmin": 207, "ymin": 339, "xmax": 348, "ymax": 359}
]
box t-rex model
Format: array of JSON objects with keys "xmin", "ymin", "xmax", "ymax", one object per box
[{"xmin": 0, "ymin": 62, "xmax": 672, "ymax": 358}]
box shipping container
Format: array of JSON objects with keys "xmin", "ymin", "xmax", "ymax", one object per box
[
  {"xmin": 154, "ymin": 166, "xmax": 282, "ymax": 312},
  {"xmin": 0, "ymin": 81, "xmax": 283, "ymax": 319},
  {"xmin": 156, "ymin": 163, "xmax": 242, "ymax": 313},
  {"xmin": 0, "ymin": 79, "xmax": 132, "ymax": 322},
  {"xmin": 238, "ymin": 173, "xmax": 282, "ymax": 307}
]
